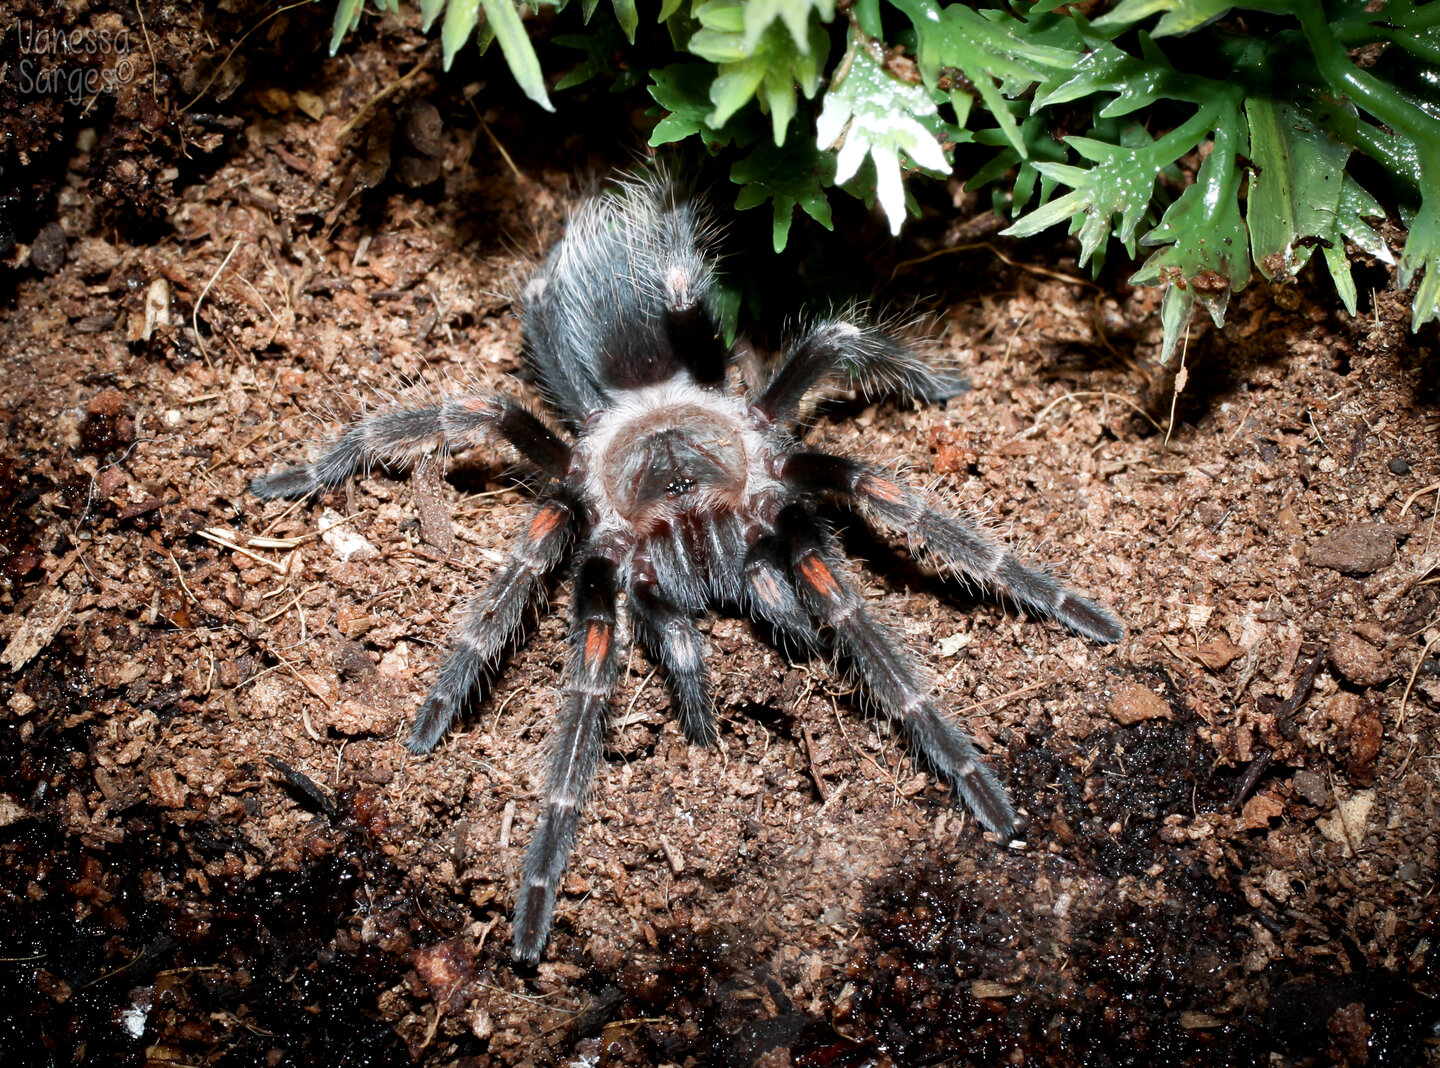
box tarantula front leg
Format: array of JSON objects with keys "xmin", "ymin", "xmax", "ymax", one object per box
[
  {"xmin": 629, "ymin": 579, "xmax": 717, "ymax": 747},
  {"xmin": 742, "ymin": 533, "xmax": 824, "ymax": 655},
  {"xmin": 776, "ymin": 504, "xmax": 1020, "ymax": 840},
  {"xmin": 407, "ymin": 497, "xmax": 575, "ymax": 753},
  {"xmin": 781, "ymin": 452, "xmax": 1124, "ymax": 645},
  {"xmin": 250, "ymin": 394, "xmax": 572, "ymax": 498},
  {"xmin": 513, "ymin": 553, "xmax": 622, "ymax": 965},
  {"xmin": 751, "ymin": 320, "xmax": 967, "ymax": 427}
]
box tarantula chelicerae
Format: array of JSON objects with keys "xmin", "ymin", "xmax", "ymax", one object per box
[{"xmin": 252, "ymin": 175, "xmax": 1123, "ymax": 964}]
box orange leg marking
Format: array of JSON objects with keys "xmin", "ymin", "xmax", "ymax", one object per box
[
  {"xmin": 584, "ymin": 622, "xmax": 612, "ymax": 664},
  {"xmin": 528, "ymin": 503, "xmax": 568, "ymax": 541},
  {"xmin": 796, "ymin": 555, "xmax": 841, "ymax": 599},
  {"xmin": 857, "ymin": 474, "xmax": 905, "ymax": 505}
]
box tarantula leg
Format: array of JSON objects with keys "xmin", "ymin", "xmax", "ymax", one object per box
[
  {"xmin": 630, "ymin": 581, "xmax": 717, "ymax": 747},
  {"xmin": 514, "ymin": 554, "xmax": 621, "ymax": 965},
  {"xmin": 742, "ymin": 534, "xmax": 823, "ymax": 655},
  {"xmin": 664, "ymin": 302, "xmax": 729, "ymax": 386},
  {"xmin": 250, "ymin": 395, "xmax": 572, "ymax": 498},
  {"xmin": 751, "ymin": 320, "xmax": 967, "ymax": 427},
  {"xmin": 407, "ymin": 498, "xmax": 575, "ymax": 753},
  {"xmin": 781, "ymin": 452, "xmax": 1124, "ymax": 645},
  {"xmin": 776, "ymin": 505, "xmax": 1020, "ymax": 841}
]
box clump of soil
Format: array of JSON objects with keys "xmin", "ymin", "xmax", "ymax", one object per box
[{"xmin": 2, "ymin": 3, "xmax": 1438, "ymax": 1066}]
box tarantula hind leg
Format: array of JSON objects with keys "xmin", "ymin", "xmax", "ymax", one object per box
[
  {"xmin": 778, "ymin": 504, "xmax": 1021, "ymax": 841},
  {"xmin": 250, "ymin": 394, "xmax": 572, "ymax": 498},
  {"xmin": 406, "ymin": 497, "xmax": 575, "ymax": 754},
  {"xmin": 513, "ymin": 554, "xmax": 622, "ymax": 965},
  {"xmin": 781, "ymin": 451, "xmax": 1124, "ymax": 645}
]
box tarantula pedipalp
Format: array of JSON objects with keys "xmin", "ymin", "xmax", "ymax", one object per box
[{"xmin": 251, "ymin": 174, "xmax": 1124, "ymax": 965}]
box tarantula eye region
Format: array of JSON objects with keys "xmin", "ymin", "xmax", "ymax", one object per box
[{"xmin": 665, "ymin": 476, "xmax": 697, "ymax": 497}]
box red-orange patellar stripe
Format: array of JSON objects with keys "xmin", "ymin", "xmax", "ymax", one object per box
[
  {"xmin": 796, "ymin": 555, "xmax": 841, "ymax": 599},
  {"xmin": 528, "ymin": 503, "xmax": 568, "ymax": 541},
  {"xmin": 583, "ymin": 622, "xmax": 612, "ymax": 664},
  {"xmin": 856, "ymin": 474, "xmax": 905, "ymax": 506}
]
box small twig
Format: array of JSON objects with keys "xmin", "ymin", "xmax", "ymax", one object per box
[
  {"xmin": 196, "ymin": 528, "xmax": 289, "ymax": 573},
  {"xmin": 1017, "ymin": 391, "xmax": 1164, "ymax": 439},
  {"xmin": 498, "ymin": 800, "xmax": 516, "ymax": 849},
  {"xmin": 338, "ymin": 56, "xmax": 433, "ymax": 139},
  {"xmin": 257, "ymin": 585, "xmax": 319, "ymax": 625},
  {"xmin": 207, "ymin": 420, "xmax": 275, "ymax": 472},
  {"xmin": 134, "ymin": 0, "xmax": 159, "ymax": 101},
  {"xmin": 813, "ymin": 778, "xmax": 850, "ymax": 821},
  {"xmin": 193, "ymin": 239, "xmax": 242, "ymax": 366},
  {"xmin": 1397, "ymin": 631, "xmax": 1440, "ymax": 731},
  {"xmin": 658, "ymin": 834, "xmax": 684, "ymax": 874},
  {"xmin": 469, "ymin": 99, "xmax": 525, "ymax": 183},
  {"xmin": 1164, "ymin": 325, "xmax": 1190, "ymax": 448},
  {"xmin": 266, "ymin": 756, "xmax": 338, "ymax": 820},
  {"xmin": 887, "ymin": 241, "xmax": 1102, "ymax": 292},
  {"xmin": 949, "ymin": 679, "xmax": 1049, "ymax": 720},
  {"xmin": 1306, "ymin": 410, "xmax": 1331, "ymax": 454},
  {"xmin": 801, "ymin": 725, "xmax": 830, "ymax": 801},
  {"xmin": 181, "ymin": 0, "xmax": 318, "ymax": 112},
  {"xmin": 167, "ymin": 550, "xmax": 200, "ymax": 606},
  {"xmin": 1400, "ymin": 481, "xmax": 1440, "ymax": 517}
]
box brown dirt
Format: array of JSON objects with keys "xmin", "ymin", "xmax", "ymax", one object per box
[{"xmin": 2, "ymin": 6, "xmax": 1438, "ymax": 1068}]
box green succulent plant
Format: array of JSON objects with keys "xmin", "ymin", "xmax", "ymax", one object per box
[{"xmin": 331, "ymin": 0, "xmax": 1440, "ymax": 362}]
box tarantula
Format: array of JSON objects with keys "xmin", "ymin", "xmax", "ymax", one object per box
[{"xmin": 251, "ymin": 174, "xmax": 1123, "ymax": 964}]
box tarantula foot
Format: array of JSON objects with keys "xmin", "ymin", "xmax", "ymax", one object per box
[
  {"xmin": 913, "ymin": 369, "xmax": 970, "ymax": 403},
  {"xmin": 249, "ymin": 466, "xmax": 318, "ymax": 500}
]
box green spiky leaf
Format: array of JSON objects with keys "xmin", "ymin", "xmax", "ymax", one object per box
[
  {"xmin": 815, "ymin": 41, "xmax": 954, "ymax": 234},
  {"xmin": 732, "ymin": 138, "xmax": 836, "ymax": 251}
]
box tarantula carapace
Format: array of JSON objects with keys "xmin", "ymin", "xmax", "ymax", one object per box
[{"xmin": 251, "ymin": 174, "xmax": 1123, "ymax": 964}]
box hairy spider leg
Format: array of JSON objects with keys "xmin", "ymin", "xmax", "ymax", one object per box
[
  {"xmin": 629, "ymin": 579, "xmax": 717, "ymax": 747},
  {"xmin": 781, "ymin": 452, "xmax": 1124, "ymax": 645},
  {"xmin": 751, "ymin": 320, "xmax": 969, "ymax": 427},
  {"xmin": 407, "ymin": 497, "xmax": 575, "ymax": 754},
  {"xmin": 777, "ymin": 505, "xmax": 1021, "ymax": 841},
  {"xmin": 249, "ymin": 394, "xmax": 573, "ymax": 498},
  {"xmin": 742, "ymin": 533, "xmax": 824, "ymax": 655},
  {"xmin": 663, "ymin": 299, "xmax": 729, "ymax": 387},
  {"xmin": 513, "ymin": 554, "xmax": 621, "ymax": 965}
]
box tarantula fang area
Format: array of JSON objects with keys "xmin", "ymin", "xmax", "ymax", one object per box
[{"xmin": 250, "ymin": 174, "xmax": 1124, "ymax": 965}]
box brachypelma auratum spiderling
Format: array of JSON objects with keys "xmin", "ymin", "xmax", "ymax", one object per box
[{"xmin": 251, "ymin": 172, "xmax": 1123, "ymax": 964}]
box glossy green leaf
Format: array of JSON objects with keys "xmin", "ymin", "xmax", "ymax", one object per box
[
  {"xmin": 649, "ymin": 64, "xmax": 736, "ymax": 147},
  {"xmin": 611, "ymin": 0, "xmax": 639, "ymax": 43},
  {"xmin": 479, "ymin": 0, "xmax": 554, "ymax": 110},
  {"xmin": 441, "ymin": 0, "xmax": 482, "ymax": 69},
  {"xmin": 1130, "ymin": 114, "xmax": 1250, "ymax": 363},
  {"xmin": 688, "ymin": 2, "xmax": 827, "ymax": 141},
  {"xmin": 739, "ymin": 0, "xmax": 835, "ymax": 53},
  {"xmin": 420, "ymin": 0, "xmax": 445, "ymax": 32},
  {"xmin": 732, "ymin": 138, "xmax": 836, "ymax": 250},
  {"xmin": 331, "ymin": 0, "xmax": 363, "ymax": 55},
  {"xmin": 1245, "ymin": 98, "xmax": 1350, "ymax": 282},
  {"xmin": 815, "ymin": 43, "xmax": 952, "ymax": 234}
]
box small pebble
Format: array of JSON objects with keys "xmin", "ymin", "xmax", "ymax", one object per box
[
  {"xmin": 1329, "ymin": 631, "xmax": 1390, "ymax": 687},
  {"xmin": 1106, "ymin": 680, "xmax": 1170, "ymax": 725},
  {"xmin": 1307, "ymin": 522, "xmax": 1397, "ymax": 575},
  {"xmin": 30, "ymin": 222, "xmax": 68, "ymax": 274},
  {"xmin": 1388, "ymin": 458, "xmax": 1410, "ymax": 475},
  {"xmin": 1291, "ymin": 769, "xmax": 1329, "ymax": 807}
]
